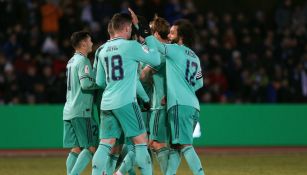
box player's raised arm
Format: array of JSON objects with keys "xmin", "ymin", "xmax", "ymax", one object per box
[
  {"xmin": 130, "ymin": 41, "xmax": 161, "ymax": 67},
  {"xmin": 129, "ymin": 8, "xmax": 163, "ymax": 65},
  {"xmin": 145, "ymin": 35, "xmax": 168, "ymax": 55},
  {"xmin": 129, "ymin": 8, "xmax": 168, "ymax": 56}
]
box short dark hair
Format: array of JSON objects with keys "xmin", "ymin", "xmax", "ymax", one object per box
[
  {"xmin": 173, "ymin": 19, "xmax": 196, "ymax": 47},
  {"xmin": 150, "ymin": 16, "xmax": 170, "ymax": 40},
  {"xmin": 110, "ymin": 13, "xmax": 132, "ymax": 32},
  {"xmin": 70, "ymin": 31, "xmax": 91, "ymax": 49}
]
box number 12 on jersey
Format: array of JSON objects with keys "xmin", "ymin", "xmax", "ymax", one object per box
[{"xmin": 104, "ymin": 55, "xmax": 124, "ymax": 82}]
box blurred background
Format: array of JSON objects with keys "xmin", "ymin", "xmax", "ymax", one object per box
[
  {"xmin": 1, "ymin": 0, "xmax": 307, "ymax": 104},
  {"xmin": 0, "ymin": 0, "xmax": 307, "ymax": 174}
]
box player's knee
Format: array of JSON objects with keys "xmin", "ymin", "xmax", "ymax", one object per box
[
  {"xmin": 101, "ymin": 138, "xmax": 116, "ymax": 145},
  {"xmin": 150, "ymin": 141, "xmax": 166, "ymax": 151},
  {"xmin": 170, "ymin": 144, "xmax": 183, "ymax": 150},
  {"xmin": 71, "ymin": 147, "xmax": 82, "ymax": 154},
  {"xmin": 148, "ymin": 140, "xmax": 154, "ymax": 149},
  {"xmin": 88, "ymin": 146, "xmax": 96, "ymax": 153},
  {"xmin": 111, "ymin": 144, "xmax": 122, "ymax": 154},
  {"xmin": 181, "ymin": 144, "xmax": 192, "ymax": 148},
  {"xmin": 132, "ymin": 132, "xmax": 148, "ymax": 145}
]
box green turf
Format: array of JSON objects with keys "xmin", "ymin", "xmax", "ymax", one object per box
[{"xmin": 0, "ymin": 152, "xmax": 307, "ymax": 175}]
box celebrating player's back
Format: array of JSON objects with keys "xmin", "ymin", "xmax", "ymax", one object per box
[
  {"xmin": 95, "ymin": 37, "xmax": 159, "ymax": 110},
  {"xmin": 138, "ymin": 18, "xmax": 205, "ymax": 175},
  {"xmin": 92, "ymin": 13, "xmax": 160, "ymax": 175}
]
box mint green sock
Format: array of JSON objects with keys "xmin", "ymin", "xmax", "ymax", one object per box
[
  {"xmin": 181, "ymin": 146, "xmax": 205, "ymax": 175},
  {"xmin": 135, "ymin": 144, "xmax": 152, "ymax": 175},
  {"xmin": 118, "ymin": 149, "xmax": 135, "ymax": 174},
  {"xmin": 92, "ymin": 143, "xmax": 113, "ymax": 175},
  {"xmin": 166, "ymin": 149, "xmax": 181, "ymax": 175},
  {"xmin": 120, "ymin": 143, "xmax": 136, "ymax": 175},
  {"xmin": 120, "ymin": 143, "xmax": 135, "ymax": 162},
  {"xmin": 106, "ymin": 154, "xmax": 119, "ymax": 175},
  {"xmin": 66, "ymin": 152, "xmax": 78, "ymax": 175},
  {"xmin": 70, "ymin": 149, "xmax": 92, "ymax": 175},
  {"xmin": 156, "ymin": 147, "xmax": 169, "ymax": 175}
]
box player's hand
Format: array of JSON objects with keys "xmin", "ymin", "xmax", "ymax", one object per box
[
  {"xmin": 128, "ymin": 8, "xmax": 138, "ymax": 25},
  {"xmin": 138, "ymin": 17, "xmax": 151, "ymax": 38},
  {"xmin": 161, "ymin": 96, "xmax": 166, "ymax": 106},
  {"xmin": 138, "ymin": 36, "xmax": 145, "ymax": 43},
  {"xmin": 142, "ymin": 101, "xmax": 151, "ymax": 112}
]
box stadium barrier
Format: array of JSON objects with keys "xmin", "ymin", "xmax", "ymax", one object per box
[{"xmin": 0, "ymin": 104, "xmax": 306, "ymax": 149}]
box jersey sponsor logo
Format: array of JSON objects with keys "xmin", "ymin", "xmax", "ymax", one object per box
[
  {"xmin": 84, "ymin": 65, "xmax": 89, "ymax": 74},
  {"xmin": 142, "ymin": 45, "xmax": 149, "ymax": 53}
]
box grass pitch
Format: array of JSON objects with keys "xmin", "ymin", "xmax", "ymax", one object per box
[{"xmin": 0, "ymin": 152, "xmax": 307, "ymax": 175}]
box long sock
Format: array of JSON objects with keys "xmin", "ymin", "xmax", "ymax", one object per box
[
  {"xmin": 66, "ymin": 152, "xmax": 78, "ymax": 175},
  {"xmin": 181, "ymin": 146, "xmax": 205, "ymax": 175},
  {"xmin": 148, "ymin": 148, "xmax": 153, "ymax": 161},
  {"xmin": 106, "ymin": 154, "xmax": 119, "ymax": 175},
  {"xmin": 70, "ymin": 149, "xmax": 93, "ymax": 175},
  {"xmin": 115, "ymin": 144, "xmax": 128, "ymax": 169},
  {"xmin": 118, "ymin": 149, "xmax": 135, "ymax": 174},
  {"xmin": 135, "ymin": 144, "xmax": 152, "ymax": 175},
  {"xmin": 127, "ymin": 144, "xmax": 136, "ymax": 175},
  {"xmin": 156, "ymin": 147, "xmax": 169, "ymax": 175},
  {"xmin": 166, "ymin": 149, "xmax": 181, "ymax": 175},
  {"xmin": 92, "ymin": 142, "xmax": 113, "ymax": 175},
  {"xmin": 119, "ymin": 143, "xmax": 134, "ymax": 161}
]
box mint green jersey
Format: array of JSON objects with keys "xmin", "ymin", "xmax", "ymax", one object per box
[
  {"xmin": 146, "ymin": 36, "xmax": 203, "ymax": 110},
  {"xmin": 138, "ymin": 63, "xmax": 153, "ymax": 104},
  {"xmin": 94, "ymin": 44, "xmax": 150, "ymax": 106},
  {"xmin": 149, "ymin": 54, "xmax": 166, "ymax": 110},
  {"xmin": 137, "ymin": 79, "xmax": 150, "ymax": 103},
  {"xmin": 93, "ymin": 44, "xmax": 105, "ymax": 108},
  {"xmin": 63, "ymin": 52, "xmax": 98, "ymax": 120},
  {"xmin": 95, "ymin": 37, "xmax": 160, "ymax": 110}
]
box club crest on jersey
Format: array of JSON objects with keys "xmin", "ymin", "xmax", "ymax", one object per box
[
  {"xmin": 142, "ymin": 45, "xmax": 149, "ymax": 53},
  {"xmin": 84, "ymin": 65, "xmax": 89, "ymax": 74}
]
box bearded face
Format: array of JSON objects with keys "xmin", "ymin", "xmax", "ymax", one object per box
[{"xmin": 168, "ymin": 25, "xmax": 180, "ymax": 44}]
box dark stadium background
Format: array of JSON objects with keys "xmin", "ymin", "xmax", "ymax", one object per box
[
  {"xmin": 0, "ymin": 0, "xmax": 307, "ymax": 175},
  {"xmin": 1, "ymin": 0, "xmax": 307, "ymax": 104}
]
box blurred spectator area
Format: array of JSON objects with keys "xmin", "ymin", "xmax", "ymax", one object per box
[{"xmin": 0, "ymin": 0, "xmax": 307, "ymax": 104}]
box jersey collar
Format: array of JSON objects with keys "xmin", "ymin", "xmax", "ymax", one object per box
[
  {"xmin": 108, "ymin": 37, "xmax": 125, "ymax": 42},
  {"xmin": 74, "ymin": 51, "xmax": 87, "ymax": 57}
]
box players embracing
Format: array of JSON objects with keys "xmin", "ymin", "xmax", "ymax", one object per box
[
  {"xmin": 127, "ymin": 8, "xmax": 205, "ymax": 175},
  {"xmin": 63, "ymin": 7, "xmax": 205, "ymax": 175}
]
